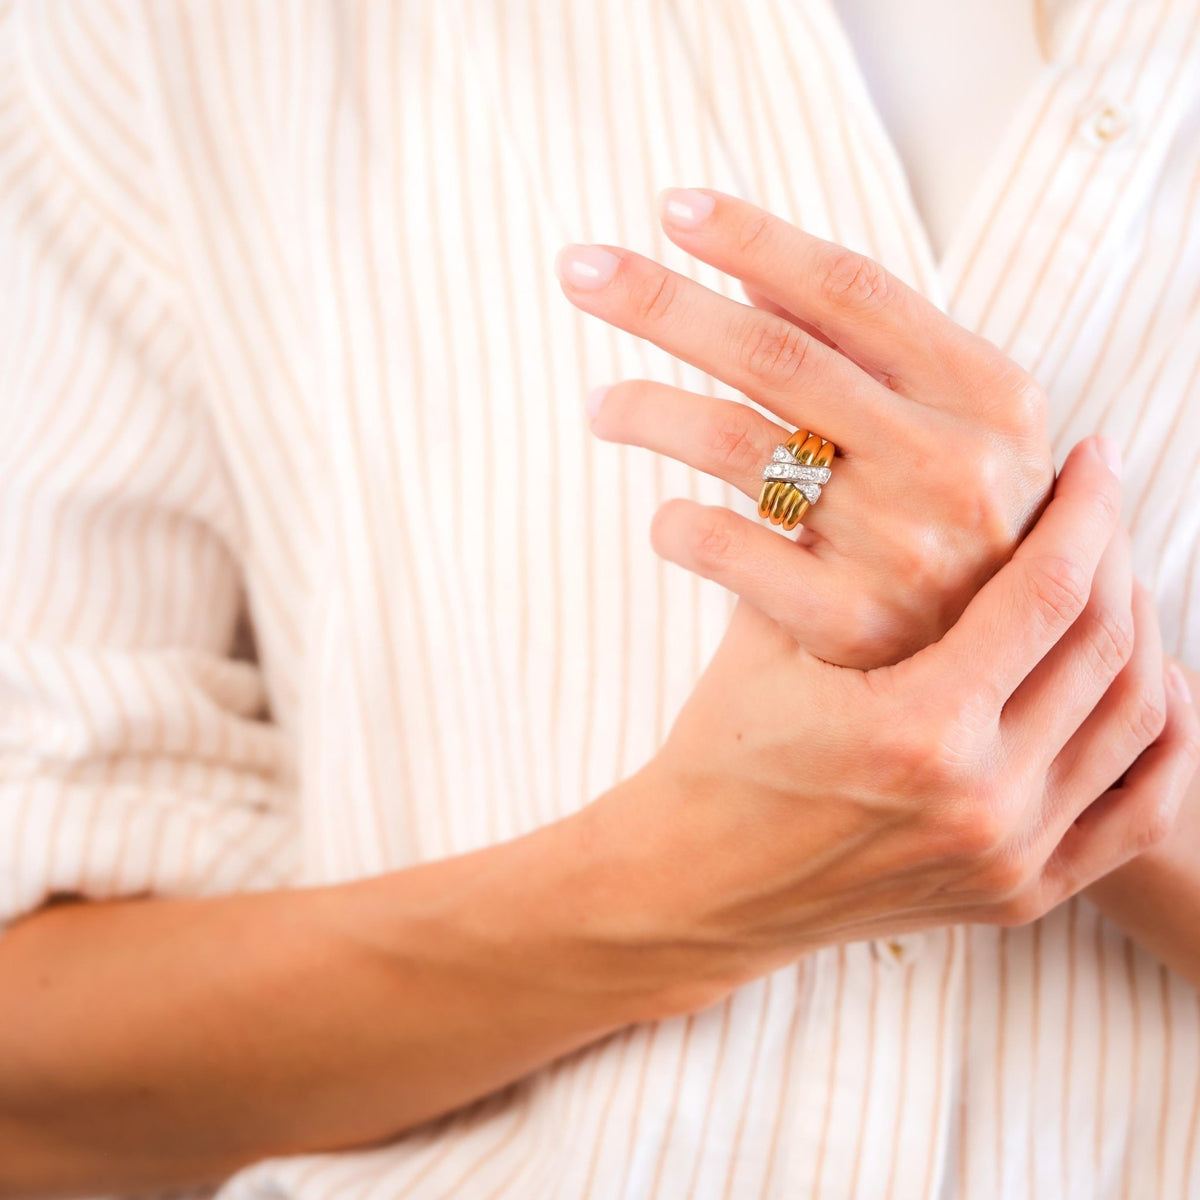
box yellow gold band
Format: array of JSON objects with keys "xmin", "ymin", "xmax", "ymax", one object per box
[{"xmin": 757, "ymin": 430, "xmax": 835, "ymax": 532}]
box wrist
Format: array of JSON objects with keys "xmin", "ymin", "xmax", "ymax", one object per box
[
  {"xmin": 530, "ymin": 763, "xmax": 766, "ymax": 1020},
  {"xmin": 354, "ymin": 774, "xmax": 729, "ymax": 1038}
]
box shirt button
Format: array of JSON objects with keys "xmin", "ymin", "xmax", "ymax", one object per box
[
  {"xmin": 871, "ymin": 933, "xmax": 925, "ymax": 968},
  {"xmin": 1079, "ymin": 99, "xmax": 1133, "ymax": 148}
]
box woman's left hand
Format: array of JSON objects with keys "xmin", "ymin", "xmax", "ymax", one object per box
[{"xmin": 555, "ymin": 188, "xmax": 1058, "ymax": 668}]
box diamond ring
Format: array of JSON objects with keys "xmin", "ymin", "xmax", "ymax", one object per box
[{"xmin": 758, "ymin": 430, "xmax": 836, "ymax": 531}]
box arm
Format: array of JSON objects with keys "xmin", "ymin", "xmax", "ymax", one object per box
[
  {"xmin": 1083, "ymin": 662, "xmax": 1200, "ymax": 988},
  {"xmin": 0, "ymin": 775, "xmax": 683, "ymax": 1197},
  {"xmin": 6, "ymin": 439, "xmax": 1192, "ymax": 1198}
]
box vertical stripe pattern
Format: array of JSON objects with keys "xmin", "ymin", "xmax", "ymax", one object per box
[{"xmin": 1, "ymin": 2, "xmax": 1199, "ymax": 1197}]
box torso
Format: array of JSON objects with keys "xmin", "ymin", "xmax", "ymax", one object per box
[{"xmin": 5, "ymin": 2, "xmax": 1200, "ymax": 1195}]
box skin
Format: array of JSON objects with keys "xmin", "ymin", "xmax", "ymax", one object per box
[
  {"xmin": 558, "ymin": 191, "xmax": 1057, "ymax": 669},
  {"xmin": 557, "ymin": 187, "xmax": 1200, "ymax": 983},
  {"xmin": 1081, "ymin": 659, "xmax": 1200, "ymax": 985},
  {"xmin": 2, "ymin": 191, "xmax": 1197, "ymax": 1196}
]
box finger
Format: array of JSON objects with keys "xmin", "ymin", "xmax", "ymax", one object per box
[
  {"xmin": 659, "ymin": 187, "xmax": 1039, "ymax": 415},
  {"xmin": 1003, "ymin": 526, "xmax": 1134, "ymax": 767},
  {"xmin": 649, "ymin": 497, "xmax": 867, "ymax": 659},
  {"xmin": 589, "ymin": 380, "xmax": 786, "ymax": 499},
  {"xmin": 588, "ymin": 379, "xmax": 857, "ymax": 537},
  {"xmin": 743, "ymin": 282, "xmax": 910, "ymax": 389},
  {"xmin": 740, "ymin": 284, "xmax": 839, "ymax": 353},
  {"xmin": 906, "ymin": 435, "xmax": 1123, "ymax": 711},
  {"xmin": 1042, "ymin": 580, "xmax": 1166, "ymax": 828},
  {"xmin": 1041, "ymin": 664, "xmax": 1200, "ymax": 901},
  {"xmin": 554, "ymin": 243, "xmax": 889, "ymax": 453}
]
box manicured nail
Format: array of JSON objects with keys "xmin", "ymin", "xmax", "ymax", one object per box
[
  {"xmin": 586, "ymin": 385, "xmax": 609, "ymax": 420},
  {"xmin": 660, "ymin": 188, "xmax": 715, "ymax": 229},
  {"xmin": 1096, "ymin": 434, "xmax": 1123, "ymax": 479},
  {"xmin": 555, "ymin": 245, "xmax": 619, "ymax": 290},
  {"xmin": 1169, "ymin": 663, "xmax": 1193, "ymax": 705}
]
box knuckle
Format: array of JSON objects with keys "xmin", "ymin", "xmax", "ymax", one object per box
[
  {"xmin": 1088, "ymin": 472, "xmax": 1124, "ymax": 530},
  {"xmin": 911, "ymin": 432, "xmax": 1013, "ymax": 558},
  {"xmin": 990, "ymin": 360, "xmax": 1048, "ymax": 432},
  {"xmin": 925, "ymin": 744, "xmax": 975, "ymax": 796},
  {"xmin": 820, "ymin": 248, "xmax": 893, "ymax": 310},
  {"xmin": 878, "ymin": 685, "xmax": 993, "ymax": 793},
  {"xmin": 913, "ymin": 744, "xmax": 1013, "ymax": 854},
  {"xmin": 734, "ymin": 211, "xmax": 774, "ymax": 257},
  {"xmin": 1082, "ymin": 603, "xmax": 1136, "ymax": 679},
  {"xmin": 894, "ymin": 535, "xmax": 966, "ymax": 626},
  {"xmin": 967, "ymin": 455, "xmax": 1015, "ymax": 546},
  {"xmin": 1133, "ymin": 795, "xmax": 1177, "ymax": 852},
  {"xmin": 1009, "ymin": 377, "xmax": 1048, "ymax": 431},
  {"xmin": 691, "ymin": 510, "xmax": 742, "ymax": 571},
  {"xmin": 1129, "ymin": 689, "xmax": 1168, "ymax": 748},
  {"xmin": 707, "ymin": 409, "xmax": 766, "ymax": 478},
  {"xmin": 737, "ymin": 317, "xmax": 813, "ymax": 387},
  {"xmin": 950, "ymin": 792, "xmax": 1009, "ymax": 861},
  {"xmin": 1024, "ymin": 554, "xmax": 1092, "ymax": 635},
  {"xmin": 829, "ymin": 595, "xmax": 902, "ymax": 669},
  {"xmin": 887, "ymin": 720, "xmax": 945, "ymax": 776},
  {"xmin": 960, "ymin": 441, "xmax": 1006, "ymax": 506},
  {"xmin": 629, "ymin": 269, "xmax": 679, "ymax": 323},
  {"xmin": 894, "ymin": 724, "xmax": 981, "ymax": 807},
  {"xmin": 938, "ymin": 811, "xmax": 1004, "ymax": 866}
]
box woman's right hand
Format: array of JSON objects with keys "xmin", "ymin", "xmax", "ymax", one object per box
[{"xmin": 575, "ymin": 437, "xmax": 1200, "ymax": 1014}]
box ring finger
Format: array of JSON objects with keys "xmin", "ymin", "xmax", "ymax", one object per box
[{"xmin": 587, "ymin": 379, "xmax": 857, "ymax": 538}]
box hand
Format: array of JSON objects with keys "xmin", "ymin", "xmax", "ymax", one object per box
[
  {"xmin": 576, "ymin": 439, "xmax": 1200, "ymax": 1005},
  {"xmin": 555, "ymin": 188, "xmax": 1055, "ymax": 667}
]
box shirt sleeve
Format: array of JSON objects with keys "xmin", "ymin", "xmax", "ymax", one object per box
[{"xmin": 0, "ymin": 0, "xmax": 297, "ymax": 929}]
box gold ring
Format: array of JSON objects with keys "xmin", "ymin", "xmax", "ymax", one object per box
[{"xmin": 758, "ymin": 430, "xmax": 835, "ymax": 532}]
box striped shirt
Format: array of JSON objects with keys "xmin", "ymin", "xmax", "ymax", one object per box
[{"xmin": 2, "ymin": 1, "xmax": 1200, "ymax": 1196}]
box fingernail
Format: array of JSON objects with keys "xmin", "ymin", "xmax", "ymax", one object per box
[
  {"xmin": 586, "ymin": 385, "xmax": 609, "ymax": 420},
  {"xmin": 1169, "ymin": 663, "xmax": 1193, "ymax": 705},
  {"xmin": 660, "ymin": 188, "xmax": 715, "ymax": 229},
  {"xmin": 1096, "ymin": 434, "xmax": 1123, "ymax": 479},
  {"xmin": 555, "ymin": 245, "xmax": 619, "ymax": 290}
]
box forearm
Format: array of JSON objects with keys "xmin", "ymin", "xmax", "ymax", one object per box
[
  {"xmin": 0, "ymin": 769, "xmax": 688, "ymax": 1198},
  {"xmin": 1083, "ymin": 664, "xmax": 1200, "ymax": 989}
]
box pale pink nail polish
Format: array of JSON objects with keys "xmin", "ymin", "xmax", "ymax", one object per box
[
  {"xmin": 661, "ymin": 188, "xmax": 715, "ymax": 229},
  {"xmin": 586, "ymin": 385, "xmax": 609, "ymax": 420},
  {"xmin": 555, "ymin": 245, "xmax": 619, "ymax": 290}
]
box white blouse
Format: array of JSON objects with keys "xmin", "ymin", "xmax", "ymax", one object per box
[{"xmin": 2, "ymin": 1, "xmax": 1200, "ymax": 1197}]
